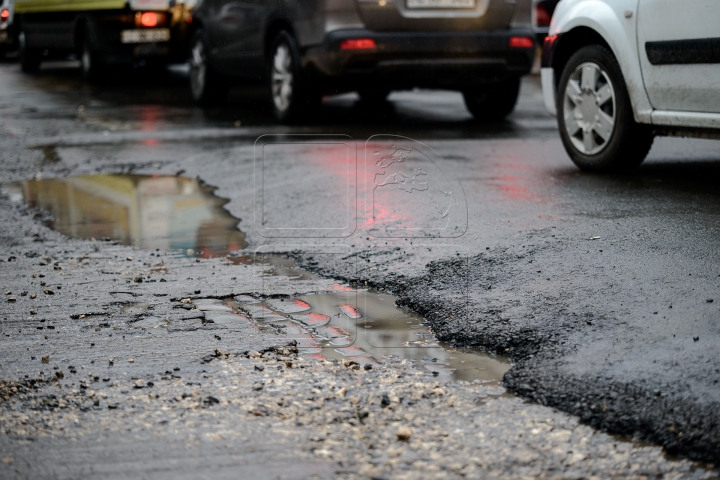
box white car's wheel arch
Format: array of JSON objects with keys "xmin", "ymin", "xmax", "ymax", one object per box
[{"xmin": 549, "ymin": 0, "xmax": 653, "ymax": 124}]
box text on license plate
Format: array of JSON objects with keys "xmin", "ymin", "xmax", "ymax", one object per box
[
  {"xmin": 121, "ymin": 29, "xmax": 171, "ymax": 44},
  {"xmin": 406, "ymin": 0, "xmax": 475, "ymax": 8}
]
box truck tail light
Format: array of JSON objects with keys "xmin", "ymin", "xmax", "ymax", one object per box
[
  {"xmin": 135, "ymin": 12, "xmax": 166, "ymax": 28},
  {"xmin": 1, "ymin": 9, "xmax": 9, "ymax": 21},
  {"xmin": 509, "ymin": 36, "xmax": 535, "ymax": 49},
  {"xmin": 340, "ymin": 38, "xmax": 377, "ymax": 50},
  {"xmin": 535, "ymin": 3, "xmax": 551, "ymax": 27}
]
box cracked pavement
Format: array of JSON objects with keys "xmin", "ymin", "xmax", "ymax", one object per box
[{"xmin": 0, "ymin": 60, "xmax": 718, "ymax": 477}]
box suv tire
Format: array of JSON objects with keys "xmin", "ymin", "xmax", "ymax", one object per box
[
  {"xmin": 189, "ymin": 30, "xmax": 230, "ymax": 105},
  {"xmin": 268, "ymin": 30, "xmax": 320, "ymax": 122},
  {"xmin": 557, "ymin": 45, "xmax": 654, "ymax": 173},
  {"xmin": 463, "ymin": 77, "xmax": 520, "ymax": 120},
  {"xmin": 19, "ymin": 31, "xmax": 42, "ymax": 73}
]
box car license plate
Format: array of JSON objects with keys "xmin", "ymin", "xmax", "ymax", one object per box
[
  {"xmin": 121, "ymin": 29, "xmax": 171, "ymax": 44},
  {"xmin": 406, "ymin": 0, "xmax": 474, "ymax": 7}
]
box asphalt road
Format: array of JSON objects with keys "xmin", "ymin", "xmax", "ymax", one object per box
[{"xmin": 0, "ymin": 59, "xmax": 718, "ymax": 477}]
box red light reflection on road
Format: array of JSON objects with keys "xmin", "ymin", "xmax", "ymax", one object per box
[
  {"xmin": 489, "ymin": 156, "xmax": 547, "ymax": 204},
  {"xmin": 362, "ymin": 142, "xmax": 414, "ymax": 230}
]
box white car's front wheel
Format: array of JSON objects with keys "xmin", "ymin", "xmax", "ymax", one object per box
[{"xmin": 557, "ymin": 45, "xmax": 654, "ymax": 173}]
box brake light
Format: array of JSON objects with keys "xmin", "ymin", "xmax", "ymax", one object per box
[
  {"xmin": 535, "ymin": 3, "xmax": 551, "ymax": 27},
  {"xmin": 0, "ymin": 9, "xmax": 9, "ymax": 21},
  {"xmin": 141, "ymin": 12, "xmax": 158, "ymax": 27},
  {"xmin": 543, "ymin": 34, "xmax": 558, "ymax": 48},
  {"xmin": 509, "ymin": 36, "xmax": 534, "ymax": 48},
  {"xmin": 340, "ymin": 38, "xmax": 377, "ymax": 50}
]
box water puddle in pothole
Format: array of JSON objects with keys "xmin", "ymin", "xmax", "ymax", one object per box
[
  {"xmin": 203, "ymin": 291, "xmax": 512, "ymax": 384},
  {"xmin": 4, "ymin": 174, "xmax": 248, "ymax": 258},
  {"xmin": 5, "ymin": 173, "xmax": 510, "ymax": 383}
]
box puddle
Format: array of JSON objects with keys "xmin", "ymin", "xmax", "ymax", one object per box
[
  {"xmin": 5, "ymin": 173, "xmax": 510, "ymax": 383},
  {"xmin": 222, "ymin": 291, "xmax": 511, "ymax": 384},
  {"xmin": 5, "ymin": 174, "xmax": 247, "ymax": 258}
]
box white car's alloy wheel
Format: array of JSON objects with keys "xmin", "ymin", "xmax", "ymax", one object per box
[
  {"xmin": 563, "ymin": 62, "xmax": 616, "ymax": 156},
  {"xmin": 271, "ymin": 44, "xmax": 293, "ymax": 113}
]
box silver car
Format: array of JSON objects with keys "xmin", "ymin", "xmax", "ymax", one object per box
[{"xmin": 189, "ymin": 0, "xmax": 536, "ymax": 121}]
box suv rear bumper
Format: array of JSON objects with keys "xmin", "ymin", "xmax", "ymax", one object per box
[{"xmin": 303, "ymin": 28, "xmax": 535, "ymax": 91}]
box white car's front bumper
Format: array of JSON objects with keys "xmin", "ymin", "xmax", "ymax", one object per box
[{"xmin": 541, "ymin": 67, "xmax": 556, "ymax": 116}]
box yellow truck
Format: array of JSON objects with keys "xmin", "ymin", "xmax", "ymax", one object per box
[{"xmin": 13, "ymin": 0, "xmax": 193, "ymax": 78}]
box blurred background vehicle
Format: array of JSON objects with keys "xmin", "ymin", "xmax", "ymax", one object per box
[
  {"xmin": 189, "ymin": 0, "xmax": 536, "ymax": 122},
  {"xmin": 0, "ymin": 0, "xmax": 16, "ymax": 58},
  {"xmin": 532, "ymin": 0, "xmax": 559, "ymax": 45},
  {"xmin": 542, "ymin": 0, "xmax": 720, "ymax": 172},
  {"xmin": 13, "ymin": 0, "xmax": 194, "ymax": 79}
]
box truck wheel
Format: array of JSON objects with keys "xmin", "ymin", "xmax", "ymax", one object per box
[
  {"xmin": 557, "ymin": 45, "xmax": 654, "ymax": 173},
  {"xmin": 268, "ymin": 30, "xmax": 320, "ymax": 122},
  {"xmin": 19, "ymin": 31, "xmax": 42, "ymax": 73},
  {"xmin": 80, "ymin": 35, "xmax": 105, "ymax": 82},
  {"xmin": 463, "ymin": 77, "xmax": 520, "ymax": 120},
  {"xmin": 189, "ymin": 30, "xmax": 229, "ymax": 105}
]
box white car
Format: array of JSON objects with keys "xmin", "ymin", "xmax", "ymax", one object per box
[{"xmin": 541, "ymin": 0, "xmax": 720, "ymax": 172}]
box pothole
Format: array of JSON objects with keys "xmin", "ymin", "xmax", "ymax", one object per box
[
  {"xmin": 8, "ymin": 173, "xmax": 511, "ymax": 383},
  {"xmin": 6, "ymin": 174, "xmax": 247, "ymax": 257},
  {"xmin": 202, "ymin": 290, "xmax": 511, "ymax": 384}
]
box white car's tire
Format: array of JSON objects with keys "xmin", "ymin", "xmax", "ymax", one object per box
[{"xmin": 557, "ymin": 45, "xmax": 653, "ymax": 173}]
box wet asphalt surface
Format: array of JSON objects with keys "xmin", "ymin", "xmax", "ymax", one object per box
[{"xmin": 0, "ymin": 58, "xmax": 719, "ymax": 478}]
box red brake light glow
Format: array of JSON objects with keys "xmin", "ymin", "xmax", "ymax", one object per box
[
  {"xmin": 535, "ymin": 3, "xmax": 551, "ymax": 27},
  {"xmin": 509, "ymin": 36, "xmax": 535, "ymax": 49},
  {"xmin": 340, "ymin": 38, "xmax": 377, "ymax": 50},
  {"xmin": 543, "ymin": 34, "xmax": 558, "ymax": 48},
  {"xmin": 140, "ymin": 12, "xmax": 158, "ymax": 27},
  {"xmin": 0, "ymin": 9, "xmax": 9, "ymax": 20}
]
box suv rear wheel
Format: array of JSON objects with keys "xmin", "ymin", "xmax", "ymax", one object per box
[
  {"xmin": 557, "ymin": 45, "xmax": 653, "ymax": 172},
  {"xmin": 189, "ymin": 30, "xmax": 229, "ymax": 105},
  {"xmin": 463, "ymin": 77, "xmax": 520, "ymax": 120},
  {"xmin": 269, "ymin": 30, "xmax": 320, "ymax": 122}
]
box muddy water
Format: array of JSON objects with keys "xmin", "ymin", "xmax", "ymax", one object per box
[
  {"xmin": 223, "ymin": 291, "xmax": 510, "ymax": 383},
  {"xmin": 7, "ymin": 174, "xmax": 511, "ymax": 383}
]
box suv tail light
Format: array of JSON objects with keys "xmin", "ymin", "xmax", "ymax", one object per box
[
  {"xmin": 135, "ymin": 12, "xmax": 166, "ymax": 28},
  {"xmin": 509, "ymin": 36, "xmax": 535, "ymax": 49},
  {"xmin": 535, "ymin": 3, "xmax": 551, "ymax": 27},
  {"xmin": 340, "ymin": 38, "xmax": 377, "ymax": 50},
  {"xmin": 1, "ymin": 9, "xmax": 9, "ymax": 21}
]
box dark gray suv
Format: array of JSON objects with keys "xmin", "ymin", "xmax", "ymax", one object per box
[{"xmin": 189, "ymin": 0, "xmax": 535, "ymax": 121}]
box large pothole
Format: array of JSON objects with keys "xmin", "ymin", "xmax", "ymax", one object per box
[{"xmin": 7, "ymin": 174, "xmax": 510, "ymax": 383}]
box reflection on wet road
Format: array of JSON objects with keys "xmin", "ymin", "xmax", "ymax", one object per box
[
  {"xmin": 8, "ymin": 174, "xmax": 247, "ymax": 258},
  {"xmin": 222, "ymin": 290, "xmax": 511, "ymax": 384}
]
